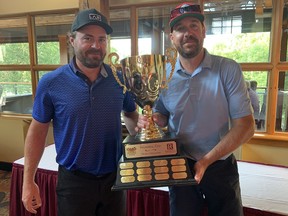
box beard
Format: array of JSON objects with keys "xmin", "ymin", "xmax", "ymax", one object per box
[
  {"xmin": 176, "ymin": 35, "xmax": 202, "ymax": 59},
  {"xmin": 75, "ymin": 48, "xmax": 105, "ymax": 68}
]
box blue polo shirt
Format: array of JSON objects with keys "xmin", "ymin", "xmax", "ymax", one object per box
[
  {"xmin": 33, "ymin": 59, "xmax": 136, "ymax": 175},
  {"xmin": 154, "ymin": 49, "xmax": 253, "ymax": 160}
]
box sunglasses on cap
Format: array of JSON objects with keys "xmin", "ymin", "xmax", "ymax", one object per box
[{"xmin": 170, "ymin": 5, "xmax": 202, "ymax": 20}]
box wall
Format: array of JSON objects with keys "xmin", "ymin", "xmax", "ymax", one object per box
[
  {"xmin": 0, "ymin": 117, "xmax": 26, "ymax": 163},
  {"xmin": 242, "ymin": 137, "xmax": 288, "ymax": 166},
  {"xmin": 0, "ymin": 116, "xmax": 54, "ymax": 163},
  {"xmin": 0, "ymin": 0, "xmax": 78, "ymax": 15}
]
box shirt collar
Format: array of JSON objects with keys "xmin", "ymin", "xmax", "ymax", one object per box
[
  {"xmin": 69, "ymin": 56, "xmax": 108, "ymax": 78},
  {"xmin": 201, "ymin": 48, "xmax": 212, "ymax": 69},
  {"xmin": 100, "ymin": 64, "xmax": 108, "ymax": 78},
  {"xmin": 175, "ymin": 48, "xmax": 212, "ymax": 76}
]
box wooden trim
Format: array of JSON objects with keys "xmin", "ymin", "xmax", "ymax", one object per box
[
  {"xmin": 58, "ymin": 35, "xmax": 69, "ymax": 65},
  {"xmin": 253, "ymin": 133, "xmax": 288, "ymax": 142},
  {"xmin": 131, "ymin": 6, "xmax": 138, "ymax": 56},
  {"xmin": 0, "ymin": 65, "xmax": 63, "ymax": 71},
  {"xmin": 27, "ymin": 15, "xmax": 38, "ymax": 98},
  {"xmin": 0, "ymin": 113, "xmax": 32, "ymax": 120},
  {"xmin": 0, "ymin": 65, "xmax": 31, "ymax": 71},
  {"xmin": 277, "ymin": 62, "xmax": 288, "ymax": 71},
  {"xmin": 240, "ymin": 63, "xmax": 274, "ymax": 71}
]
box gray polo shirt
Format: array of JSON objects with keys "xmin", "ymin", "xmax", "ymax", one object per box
[{"xmin": 154, "ymin": 49, "xmax": 253, "ymax": 160}]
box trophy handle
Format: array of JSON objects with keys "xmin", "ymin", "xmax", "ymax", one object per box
[
  {"xmin": 162, "ymin": 47, "xmax": 177, "ymax": 88},
  {"xmin": 108, "ymin": 52, "xmax": 127, "ymax": 94}
]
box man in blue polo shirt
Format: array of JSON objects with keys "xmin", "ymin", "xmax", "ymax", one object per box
[
  {"xmin": 22, "ymin": 8, "xmax": 138, "ymax": 216},
  {"xmin": 137, "ymin": 2, "xmax": 255, "ymax": 216}
]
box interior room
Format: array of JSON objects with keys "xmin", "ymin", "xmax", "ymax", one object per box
[{"xmin": 0, "ymin": 0, "xmax": 288, "ymax": 216}]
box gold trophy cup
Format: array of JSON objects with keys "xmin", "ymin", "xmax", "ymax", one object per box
[{"xmin": 108, "ymin": 48, "xmax": 197, "ymax": 190}]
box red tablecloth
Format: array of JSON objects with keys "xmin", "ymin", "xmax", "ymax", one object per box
[
  {"xmin": 127, "ymin": 188, "xmax": 170, "ymax": 216},
  {"xmin": 9, "ymin": 163, "xmax": 58, "ymax": 216},
  {"xmin": 10, "ymin": 163, "xmax": 285, "ymax": 216}
]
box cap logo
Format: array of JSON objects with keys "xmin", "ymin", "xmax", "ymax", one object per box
[
  {"xmin": 89, "ymin": 13, "xmax": 102, "ymax": 22},
  {"xmin": 180, "ymin": 4, "xmax": 191, "ymax": 14},
  {"xmin": 181, "ymin": 4, "xmax": 190, "ymax": 8}
]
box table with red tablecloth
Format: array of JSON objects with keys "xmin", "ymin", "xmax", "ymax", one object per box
[
  {"xmin": 9, "ymin": 144, "xmax": 288, "ymax": 216},
  {"xmin": 9, "ymin": 144, "xmax": 58, "ymax": 216}
]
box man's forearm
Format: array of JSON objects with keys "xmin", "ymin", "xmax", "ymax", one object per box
[{"xmin": 122, "ymin": 111, "xmax": 139, "ymax": 136}]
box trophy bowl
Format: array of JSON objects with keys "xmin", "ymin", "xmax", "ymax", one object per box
[{"xmin": 108, "ymin": 48, "xmax": 177, "ymax": 141}]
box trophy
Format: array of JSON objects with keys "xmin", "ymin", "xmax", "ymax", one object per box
[{"xmin": 108, "ymin": 48, "xmax": 197, "ymax": 190}]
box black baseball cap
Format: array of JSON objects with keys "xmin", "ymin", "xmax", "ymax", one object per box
[{"xmin": 71, "ymin": 9, "xmax": 113, "ymax": 34}]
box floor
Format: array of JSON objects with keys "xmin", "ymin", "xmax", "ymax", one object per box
[{"xmin": 0, "ymin": 170, "xmax": 11, "ymax": 216}]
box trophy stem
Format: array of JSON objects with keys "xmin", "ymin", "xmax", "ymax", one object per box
[{"xmin": 136, "ymin": 105, "xmax": 165, "ymax": 141}]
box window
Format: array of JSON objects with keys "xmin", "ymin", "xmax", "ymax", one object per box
[
  {"xmin": 110, "ymin": 8, "xmax": 131, "ymax": 61},
  {"xmin": 35, "ymin": 14, "xmax": 74, "ymax": 64},
  {"xmin": 276, "ymin": 71, "xmax": 288, "ymax": 132},
  {"xmin": 243, "ymin": 71, "xmax": 269, "ymax": 130},
  {"xmin": 0, "ymin": 11, "xmax": 75, "ymax": 114},
  {"xmin": 210, "ymin": 16, "xmax": 242, "ymax": 34},
  {"xmin": 109, "ymin": 0, "xmax": 288, "ymax": 136},
  {"xmin": 0, "ymin": 17, "xmax": 29, "ymax": 65}
]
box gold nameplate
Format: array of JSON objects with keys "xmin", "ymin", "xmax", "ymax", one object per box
[
  {"xmin": 137, "ymin": 174, "xmax": 152, "ymax": 181},
  {"xmin": 172, "ymin": 172, "xmax": 188, "ymax": 179},
  {"xmin": 154, "ymin": 166, "xmax": 169, "ymax": 173},
  {"xmin": 125, "ymin": 141, "xmax": 177, "ymax": 159},
  {"xmin": 153, "ymin": 159, "xmax": 168, "ymax": 167},
  {"xmin": 155, "ymin": 173, "xmax": 169, "ymax": 180},
  {"xmin": 171, "ymin": 158, "xmax": 186, "ymax": 165},
  {"xmin": 171, "ymin": 165, "xmax": 186, "ymax": 172},
  {"xmin": 119, "ymin": 162, "xmax": 134, "ymax": 169},
  {"xmin": 120, "ymin": 169, "xmax": 134, "ymax": 176},
  {"xmin": 136, "ymin": 168, "xmax": 152, "ymax": 175},
  {"xmin": 136, "ymin": 161, "xmax": 150, "ymax": 168},
  {"xmin": 121, "ymin": 176, "xmax": 135, "ymax": 183}
]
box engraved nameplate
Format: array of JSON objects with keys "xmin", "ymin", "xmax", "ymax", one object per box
[
  {"xmin": 121, "ymin": 176, "xmax": 135, "ymax": 183},
  {"xmin": 136, "ymin": 161, "xmax": 150, "ymax": 168},
  {"xmin": 138, "ymin": 174, "xmax": 152, "ymax": 181},
  {"xmin": 171, "ymin": 158, "xmax": 185, "ymax": 165},
  {"xmin": 155, "ymin": 173, "xmax": 169, "ymax": 180},
  {"xmin": 154, "ymin": 166, "xmax": 169, "ymax": 173},
  {"xmin": 119, "ymin": 162, "xmax": 134, "ymax": 169},
  {"xmin": 171, "ymin": 165, "xmax": 186, "ymax": 172},
  {"xmin": 172, "ymin": 172, "xmax": 188, "ymax": 179},
  {"xmin": 125, "ymin": 141, "xmax": 177, "ymax": 159},
  {"xmin": 136, "ymin": 168, "xmax": 152, "ymax": 175},
  {"xmin": 120, "ymin": 169, "xmax": 134, "ymax": 176}
]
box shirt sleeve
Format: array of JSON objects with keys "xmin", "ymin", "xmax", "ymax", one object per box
[
  {"xmin": 220, "ymin": 59, "xmax": 253, "ymax": 119},
  {"xmin": 32, "ymin": 74, "xmax": 54, "ymax": 123}
]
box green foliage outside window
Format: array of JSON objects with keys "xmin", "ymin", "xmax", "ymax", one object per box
[
  {"xmin": 0, "ymin": 43, "xmax": 30, "ymax": 64},
  {"xmin": 206, "ymin": 32, "xmax": 270, "ymax": 63},
  {"xmin": 37, "ymin": 42, "xmax": 60, "ymax": 64},
  {"xmin": 0, "ymin": 42, "xmax": 60, "ymax": 97}
]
